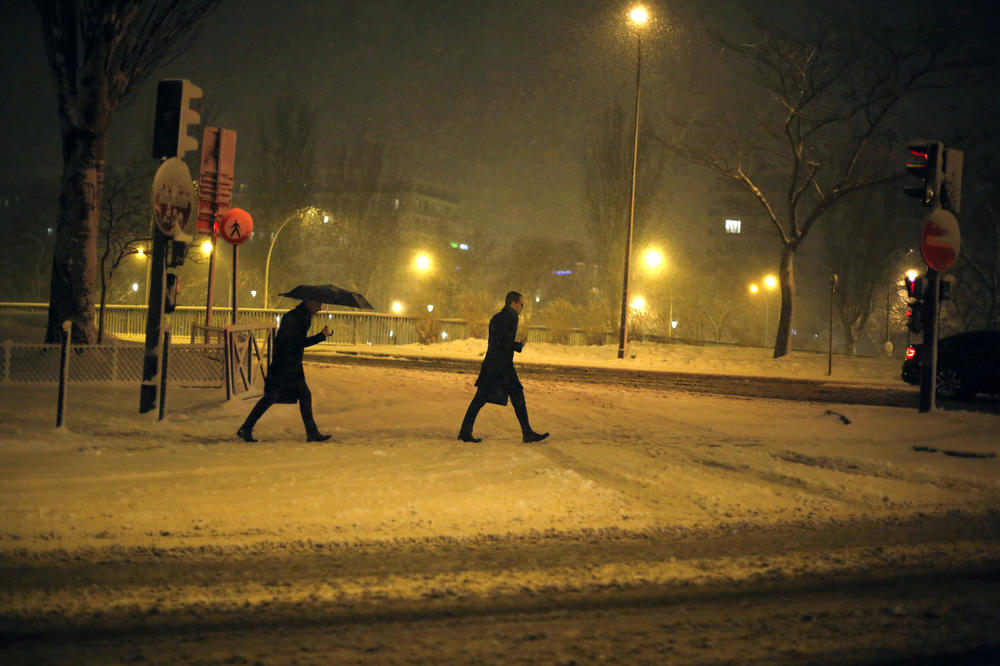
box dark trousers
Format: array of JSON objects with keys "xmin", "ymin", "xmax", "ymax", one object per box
[
  {"xmin": 241, "ymin": 384, "xmax": 320, "ymax": 436},
  {"xmin": 460, "ymin": 388, "xmax": 532, "ymax": 436}
]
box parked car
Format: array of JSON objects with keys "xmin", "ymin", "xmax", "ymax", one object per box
[{"xmin": 901, "ymin": 330, "xmax": 1000, "ymax": 399}]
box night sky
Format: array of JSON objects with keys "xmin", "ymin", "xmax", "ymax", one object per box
[
  {"xmin": 1, "ymin": 1, "xmax": 996, "ymax": 245},
  {"xmin": 0, "ymin": 0, "xmax": 742, "ymax": 242}
]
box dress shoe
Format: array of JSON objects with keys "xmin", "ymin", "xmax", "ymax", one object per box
[
  {"xmin": 236, "ymin": 427, "xmax": 258, "ymax": 443},
  {"xmin": 457, "ymin": 432, "xmax": 482, "ymax": 443},
  {"xmin": 307, "ymin": 433, "xmax": 333, "ymax": 442},
  {"xmin": 523, "ymin": 431, "xmax": 549, "ymax": 443}
]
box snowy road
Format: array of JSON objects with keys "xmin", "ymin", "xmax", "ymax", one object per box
[
  {"xmin": 2, "ymin": 355, "xmax": 999, "ymax": 663},
  {"xmin": 315, "ymin": 350, "xmax": 927, "ymax": 408}
]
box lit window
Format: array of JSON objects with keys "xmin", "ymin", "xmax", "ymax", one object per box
[{"xmin": 725, "ymin": 219, "xmax": 742, "ymax": 234}]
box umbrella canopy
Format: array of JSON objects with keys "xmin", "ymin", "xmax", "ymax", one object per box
[{"xmin": 279, "ymin": 284, "xmax": 374, "ymax": 310}]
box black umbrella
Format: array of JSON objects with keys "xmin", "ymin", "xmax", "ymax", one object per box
[{"xmin": 279, "ymin": 284, "xmax": 374, "ymax": 310}]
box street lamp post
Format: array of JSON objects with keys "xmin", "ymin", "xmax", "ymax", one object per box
[
  {"xmin": 263, "ymin": 208, "xmax": 328, "ymax": 309},
  {"xmin": 617, "ymin": 6, "xmax": 649, "ymax": 360}
]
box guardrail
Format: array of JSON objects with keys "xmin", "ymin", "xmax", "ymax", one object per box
[{"xmin": 0, "ymin": 303, "xmax": 615, "ymax": 346}]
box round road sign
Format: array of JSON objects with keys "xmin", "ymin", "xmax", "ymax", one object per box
[
  {"xmin": 219, "ymin": 208, "xmax": 253, "ymax": 245},
  {"xmin": 920, "ymin": 208, "xmax": 961, "ymax": 272},
  {"xmin": 151, "ymin": 158, "xmax": 196, "ymax": 237}
]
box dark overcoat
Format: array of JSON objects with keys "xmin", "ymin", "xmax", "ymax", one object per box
[
  {"xmin": 264, "ymin": 302, "xmax": 326, "ymax": 403},
  {"xmin": 474, "ymin": 305, "xmax": 524, "ymax": 405}
]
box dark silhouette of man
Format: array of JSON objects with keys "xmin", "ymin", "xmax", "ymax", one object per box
[
  {"xmin": 458, "ymin": 291, "xmax": 549, "ymax": 443},
  {"xmin": 237, "ymin": 299, "xmax": 332, "ymax": 443}
]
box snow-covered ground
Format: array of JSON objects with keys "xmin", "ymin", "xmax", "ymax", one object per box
[{"xmin": 2, "ymin": 332, "xmax": 998, "ymax": 663}]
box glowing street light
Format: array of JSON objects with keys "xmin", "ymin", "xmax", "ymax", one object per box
[
  {"xmin": 391, "ymin": 300, "xmax": 404, "ymax": 314},
  {"xmin": 750, "ymin": 275, "xmax": 778, "ymax": 345},
  {"xmin": 630, "ymin": 295, "xmax": 647, "ymax": 311},
  {"xmin": 617, "ymin": 5, "xmax": 651, "ymax": 360},
  {"xmin": 414, "ymin": 252, "xmax": 433, "ymax": 274},
  {"xmin": 200, "ymin": 240, "xmax": 213, "ymax": 255},
  {"xmin": 643, "ymin": 247, "xmax": 664, "ymax": 271}
]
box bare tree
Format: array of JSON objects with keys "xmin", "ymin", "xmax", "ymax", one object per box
[
  {"xmin": 823, "ymin": 183, "xmax": 913, "ymax": 354},
  {"xmin": 319, "ymin": 130, "xmax": 401, "ymax": 306},
  {"xmin": 97, "ymin": 162, "xmax": 155, "ymax": 342},
  {"xmin": 0, "ymin": 186, "xmax": 57, "ymax": 301},
  {"xmin": 663, "ymin": 5, "xmax": 978, "ymax": 358},
  {"xmin": 582, "ymin": 101, "xmax": 667, "ymax": 323},
  {"xmin": 35, "ymin": 0, "xmax": 220, "ymax": 343},
  {"xmin": 250, "ymin": 88, "xmax": 318, "ymax": 239}
]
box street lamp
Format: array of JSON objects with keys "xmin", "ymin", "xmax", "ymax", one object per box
[
  {"xmin": 617, "ymin": 5, "xmax": 649, "ymax": 359},
  {"xmin": 643, "ymin": 247, "xmax": 663, "ymax": 270},
  {"xmin": 413, "ymin": 252, "xmax": 433, "ymax": 274},
  {"xmin": 749, "ymin": 276, "xmax": 777, "ymax": 345},
  {"xmin": 263, "ymin": 207, "xmax": 327, "ymax": 309}
]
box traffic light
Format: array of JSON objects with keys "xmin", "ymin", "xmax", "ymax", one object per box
[
  {"xmin": 903, "ymin": 140, "xmax": 943, "ymax": 207},
  {"xmin": 939, "ymin": 274, "xmax": 954, "ymax": 302},
  {"xmin": 941, "ymin": 147, "xmax": 963, "ymax": 215},
  {"xmin": 152, "ymin": 79, "xmax": 203, "ymax": 160},
  {"xmin": 167, "ymin": 239, "xmax": 188, "ymax": 268},
  {"xmin": 904, "ymin": 273, "xmax": 926, "ymax": 333},
  {"xmin": 165, "ymin": 273, "xmax": 179, "ymax": 314}
]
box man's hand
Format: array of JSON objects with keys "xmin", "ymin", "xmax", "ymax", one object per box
[{"xmin": 322, "ymin": 326, "xmax": 332, "ymax": 338}]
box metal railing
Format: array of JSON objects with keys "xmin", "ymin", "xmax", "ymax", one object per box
[
  {"xmin": 0, "ymin": 338, "xmax": 224, "ymax": 386},
  {"xmin": 0, "ymin": 303, "xmax": 616, "ymax": 347}
]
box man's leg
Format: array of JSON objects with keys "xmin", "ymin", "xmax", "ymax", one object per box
[
  {"xmin": 238, "ymin": 394, "xmax": 275, "ymax": 442},
  {"xmin": 458, "ymin": 391, "xmax": 487, "ymax": 442},
  {"xmin": 511, "ymin": 389, "xmax": 548, "ymax": 443},
  {"xmin": 298, "ymin": 383, "xmax": 331, "ymax": 442}
]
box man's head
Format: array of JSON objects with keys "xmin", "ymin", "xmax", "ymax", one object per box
[
  {"xmin": 304, "ymin": 300, "xmax": 323, "ymax": 314},
  {"xmin": 505, "ymin": 291, "xmax": 523, "ymax": 314}
]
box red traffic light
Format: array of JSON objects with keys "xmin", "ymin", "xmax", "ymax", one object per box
[{"xmin": 903, "ymin": 140, "xmax": 942, "ymax": 205}]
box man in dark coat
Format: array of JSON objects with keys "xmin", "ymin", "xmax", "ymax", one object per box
[
  {"xmin": 237, "ymin": 299, "xmax": 332, "ymax": 443},
  {"xmin": 458, "ymin": 291, "xmax": 549, "ymax": 443}
]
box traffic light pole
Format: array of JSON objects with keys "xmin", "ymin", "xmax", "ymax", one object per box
[
  {"xmin": 918, "ymin": 269, "xmax": 939, "ymax": 413},
  {"xmin": 140, "ymin": 227, "xmax": 169, "ymax": 414}
]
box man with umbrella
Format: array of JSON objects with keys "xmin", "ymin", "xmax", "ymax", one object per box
[
  {"xmin": 237, "ymin": 285, "xmax": 371, "ymax": 443},
  {"xmin": 457, "ymin": 290, "xmax": 549, "ymax": 443}
]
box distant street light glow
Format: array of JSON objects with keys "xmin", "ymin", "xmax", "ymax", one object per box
[
  {"xmin": 414, "ymin": 252, "xmax": 433, "ymax": 273},
  {"xmin": 764, "ymin": 274, "xmax": 778, "ymax": 289},
  {"xmin": 643, "ymin": 248, "xmax": 664, "ymax": 270},
  {"xmin": 630, "ymin": 295, "xmax": 646, "ymax": 311},
  {"xmin": 630, "ymin": 6, "xmax": 648, "ymax": 24},
  {"xmin": 201, "ymin": 240, "xmax": 213, "ymax": 255},
  {"xmin": 749, "ymin": 283, "xmax": 759, "ymax": 294},
  {"xmin": 391, "ymin": 301, "xmax": 403, "ymax": 314},
  {"xmin": 131, "ymin": 282, "xmax": 139, "ymax": 292}
]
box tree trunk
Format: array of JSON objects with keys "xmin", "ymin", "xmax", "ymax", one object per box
[
  {"xmin": 45, "ymin": 127, "xmax": 105, "ymax": 344},
  {"xmin": 773, "ymin": 245, "xmax": 795, "ymax": 359}
]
